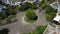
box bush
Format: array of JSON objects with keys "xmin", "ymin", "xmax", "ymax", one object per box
[
  {"xmin": 26, "ymin": 9, "xmax": 37, "ymax": 20},
  {"xmin": 4, "ymin": 6, "xmax": 16, "ymax": 18},
  {"xmin": 19, "ymin": 2, "xmax": 36, "ymax": 11},
  {"xmin": 0, "ymin": 17, "xmax": 2, "ymax": 20},
  {"xmin": 15, "ymin": 6, "xmax": 20, "ymax": 11},
  {"xmin": 7, "ymin": 15, "xmax": 16, "ymax": 23},
  {"xmin": 45, "ymin": 6, "xmax": 57, "ymax": 22},
  {"xmin": 0, "ymin": 12, "xmax": 6, "ymax": 19},
  {"xmin": 0, "ymin": 5, "xmax": 17, "ymax": 20},
  {"xmin": 39, "ymin": 0, "xmax": 48, "ymax": 9},
  {"xmin": 40, "ymin": 4, "xmax": 46, "ymax": 8},
  {"xmin": 39, "ymin": 0, "xmax": 44, "ymax": 7}
]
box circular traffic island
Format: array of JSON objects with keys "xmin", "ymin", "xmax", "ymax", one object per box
[{"xmin": 24, "ymin": 9, "xmax": 38, "ymax": 23}]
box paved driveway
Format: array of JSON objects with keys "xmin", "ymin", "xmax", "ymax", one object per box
[{"xmin": 0, "ymin": 9, "xmax": 49, "ymax": 34}]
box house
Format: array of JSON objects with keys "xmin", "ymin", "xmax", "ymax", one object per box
[
  {"xmin": 0, "ymin": 6, "xmax": 6, "ymax": 12},
  {"xmin": 2, "ymin": 0, "xmax": 24, "ymax": 6},
  {"xmin": 26, "ymin": 0, "xmax": 37, "ymax": 3},
  {"xmin": 0, "ymin": 8, "xmax": 3, "ymax": 12},
  {"xmin": 1, "ymin": 0, "xmax": 38, "ymax": 6},
  {"xmin": 53, "ymin": 0, "xmax": 60, "ymax": 23},
  {"xmin": 50, "ymin": 0, "xmax": 60, "ymax": 23}
]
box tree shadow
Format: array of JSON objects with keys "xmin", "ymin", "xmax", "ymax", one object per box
[
  {"xmin": 0, "ymin": 28, "xmax": 10, "ymax": 34},
  {"xmin": 53, "ymin": 20, "xmax": 60, "ymax": 25}
]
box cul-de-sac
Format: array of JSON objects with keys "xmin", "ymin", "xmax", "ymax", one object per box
[{"xmin": 0, "ymin": 0, "xmax": 60, "ymax": 34}]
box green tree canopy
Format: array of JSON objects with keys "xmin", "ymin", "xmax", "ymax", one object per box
[
  {"xmin": 20, "ymin": 2, "xmax": 36, "ymax": 11},
  {"xmin": 26, "ymin": 9, "xmax": 37, "ymax": 20},
  {"xmin": 45, "ymin": 6, "xmax": 57, "ymax": 21}
]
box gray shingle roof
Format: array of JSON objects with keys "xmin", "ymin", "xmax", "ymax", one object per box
[
  {"xmin": 57, "ymin": 0, "xmax": 60, "ymax": 5},
  {"xmin": 9, "ymin": 0, "xmax": 20, "ymax": 1},
  {"xmin": 58, "ymin": 0, "xmax": 60, "ymax": 2}
]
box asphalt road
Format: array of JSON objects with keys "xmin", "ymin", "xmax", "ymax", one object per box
[{"xmin": 0, "ymin": 9, "xmax": 49, "ymax": 34}]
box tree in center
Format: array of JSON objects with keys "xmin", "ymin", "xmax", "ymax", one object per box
[{"xmin": 26, "ymin": 9, "xmax": 37, "ymax": 20}]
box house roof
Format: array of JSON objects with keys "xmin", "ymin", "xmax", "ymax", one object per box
[
  {"xmin": 53, "ymin": 15, "xmax": 60, "ymax": 22},
  {"xmin": 50, "ymin": 2, "xmax": 58, "ymax": 9},
  {"xmin": 57, "ymin": 0, "xmax": 60, "ymax": 5},
  {"xmin": 0, "ymin": 6, "xmax": 6, "ymax": 12},
  {"xmin": 26, "ymin": 0, "xmax": 37, "ymax": 2},
  {"xmin": 8, "ymin": 0, "xmax": 25, "ymax": 2},
  {"xmin": 27, "ymin": 0, "xmax": 34, "ymax": 1},
  {"xmin": 58, "ymin": 0, "xmax": 60, "ymax": 2},
  {"xmin": 0, "ymin": 8, "xmax": 3, "ymax": 12}
]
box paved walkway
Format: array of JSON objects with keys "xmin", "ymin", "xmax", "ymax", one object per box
[
  {"xmin": 0, "ymin": 9, "xmax": 49, "ymax": 34},
  {"xmin": 43, "ymin": 24, "xmax": 60, "ymax": 34}
]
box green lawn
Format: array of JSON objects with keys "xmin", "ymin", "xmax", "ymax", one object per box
[
  {"xmin": 28, "ymin": 25, "xmax": 47, "ymax": 34},
  {"xmin": 24, "ymin": 16, "xmax": 37, "ymax": 23}
]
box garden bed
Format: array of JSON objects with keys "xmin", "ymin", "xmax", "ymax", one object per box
[{"xmin": 28, "ymin": 25, "xmax": 47, "ymax": 34}]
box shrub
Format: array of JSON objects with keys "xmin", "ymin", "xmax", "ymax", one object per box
[
  {"xmin": 39, "ymin": 0, "xmax": 44, "ymax": 7},
  {"xmin": 7, "ymin": 15, "xmax": 16, "ymax": 23},
  {"xmin": 5, "ymin": 6, "xmax": 16, "ymax": 17},
  {"xmin": 0, "ymin": 12, "xmax": 6, "ymax": 19},
  {"xmin": 19, "ymin": 2, "xmax": 36, "ymax": 11},
  {"xmin": 45, "ymin": 6, "xmax": 57, "ymax": 22}
]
